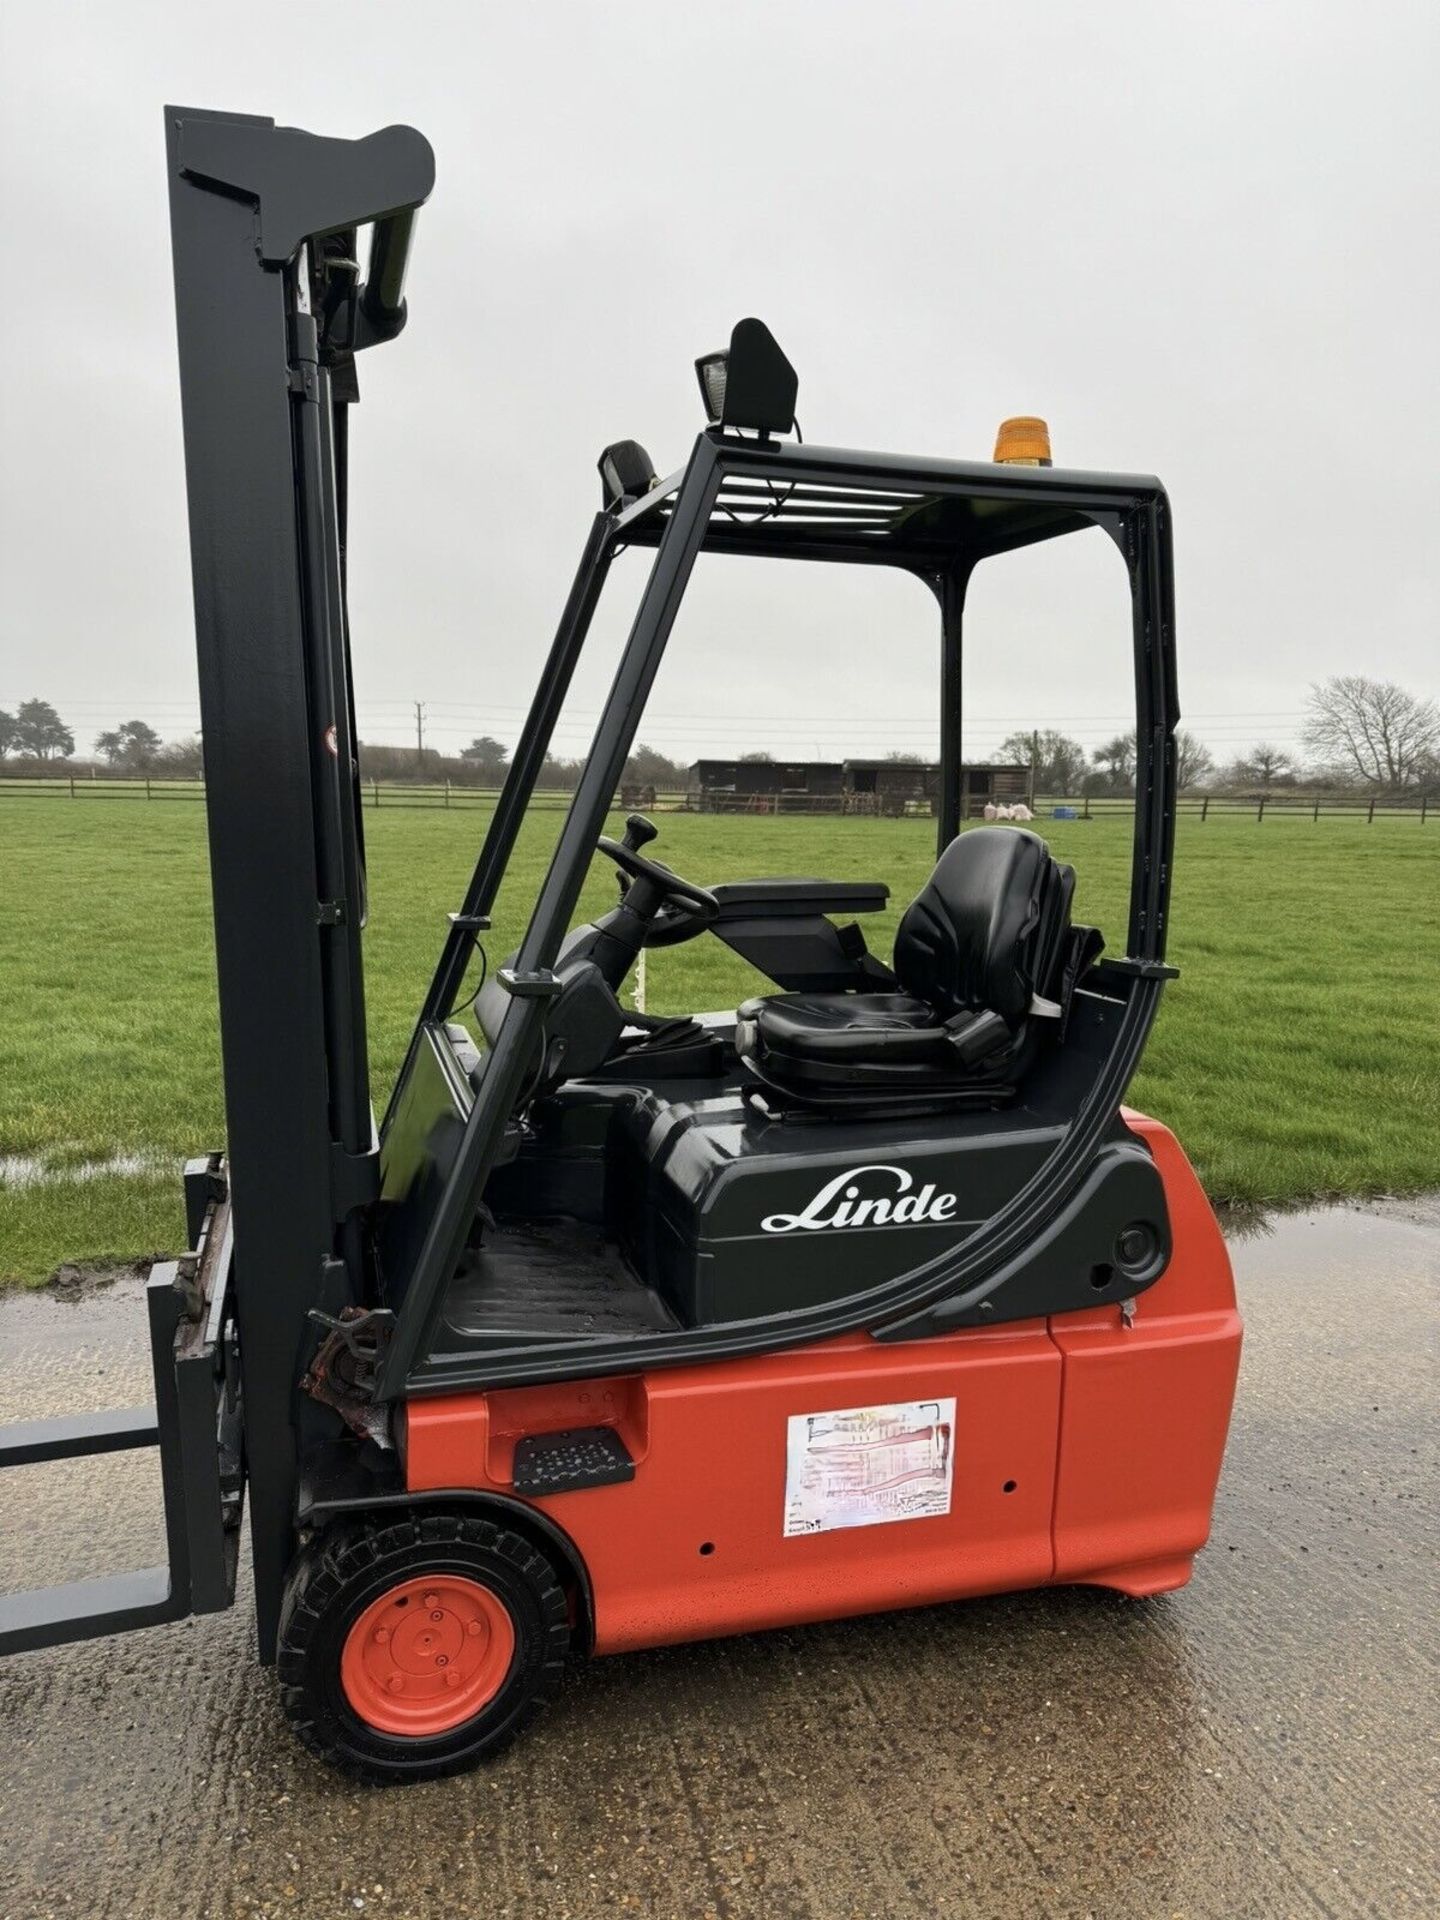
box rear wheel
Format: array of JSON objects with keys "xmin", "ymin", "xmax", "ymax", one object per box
[{"xmin": 277, "ymin": 1512, "xmax": 569, "ymax": 1783}]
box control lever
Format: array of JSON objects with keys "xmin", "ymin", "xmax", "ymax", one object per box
[{"xmin": 617, "ymin": 814, "xmax": 658, "ymax": 899}]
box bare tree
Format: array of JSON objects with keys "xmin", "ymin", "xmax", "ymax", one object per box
[
  {"xmin": 156, "ymin": 735, "xmax": 204, "ymax": 778},
  {"xmin": 997, "ymin": 728, "xmax": 1088, "ymax": 796},
  {"xmin": 1174, "ymin": 731, "xmax": 1215, "ymax": 790},
  {"xmin": 624, "ymin": 741, "xmax": 688, "ymax": 787},
  {"xmin": 1302, "ymin": 676, "xmax": 1439, "ymax": 788},
  {"xmin": 1228, "ymin": 741, "xmax": 1293, "ymax": 790}
]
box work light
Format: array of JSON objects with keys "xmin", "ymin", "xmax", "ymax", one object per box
[
  {"xmin": 695, "ymin": 352, "xmax": 729, "ymax": 423},
  {"xmin": 694, "ymin": 319, "xmax": 798, "ymax": 437},
  {"xmin": 597, "ymin": 439, "xmax": 657, "ymax": 508}
]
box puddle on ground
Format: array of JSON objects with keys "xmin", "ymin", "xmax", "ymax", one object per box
[
  {"xmin": 0, "ymin": 1149, "xmax": 174, "ymax": 1191},
  {"xmin": 1215, "ymin": 1189, "xmax": 1440, "ymax": 1242}
]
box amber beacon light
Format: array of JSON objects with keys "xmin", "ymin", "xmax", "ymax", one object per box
[{"xmin": 993, "ymin": 416, "xmax": 1053, "ymax": 466}]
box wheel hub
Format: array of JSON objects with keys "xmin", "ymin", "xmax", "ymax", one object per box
[{"xmin": 340, "ymin": 1574, "xmax": 516, "ymax": 1735}]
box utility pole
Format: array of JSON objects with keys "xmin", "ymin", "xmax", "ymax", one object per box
[
  {"xmin": 1030, "ymin": 728, "xmax": 1040, "ymax": 807},
  {"xmin": 414, "ymin": 701, "xmax": 426, "ymax": 768}
]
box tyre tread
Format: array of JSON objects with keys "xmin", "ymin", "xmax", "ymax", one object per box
[{"xmin": 276, "ymin": 1511, "xmax": 569, "ymax": 1783}]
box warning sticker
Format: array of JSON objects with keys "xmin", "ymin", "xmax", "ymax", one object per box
[{"xmin": 783, "ymin": 1398, "xmax": 956, "ymax": 1537}]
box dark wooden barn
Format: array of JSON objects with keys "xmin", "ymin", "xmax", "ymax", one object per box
[{"xmin": 686, "ymin": 758, "xmax": 1032, "ymax": 817}]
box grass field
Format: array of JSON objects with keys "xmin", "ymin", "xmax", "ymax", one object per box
[{"xmin": 1, "ymin": 797, "xmax": 1436, "ymax": 1283}]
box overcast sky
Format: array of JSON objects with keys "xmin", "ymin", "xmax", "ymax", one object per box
[{"xmin": 1, "ymin": 1, "xmax": 1435, "ymax": 769}]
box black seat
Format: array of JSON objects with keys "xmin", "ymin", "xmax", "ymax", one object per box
[{"xmin": 735, "ymin": 827, "xmax": 1093, "ymax": 1110}]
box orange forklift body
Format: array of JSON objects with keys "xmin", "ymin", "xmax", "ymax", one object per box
[{"xmin": 404, "ymin": 1116, "xmax": 1240, "ymax": 1656}]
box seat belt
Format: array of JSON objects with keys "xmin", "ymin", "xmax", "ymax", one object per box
[{"xmin": 1055, "ymin": 925, "xmax": 1106, "ymax": 1042}]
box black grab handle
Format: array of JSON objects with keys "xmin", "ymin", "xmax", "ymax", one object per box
[{"xmin": 359, "ymin": 207, "xmax": 418, "ymax": 339}]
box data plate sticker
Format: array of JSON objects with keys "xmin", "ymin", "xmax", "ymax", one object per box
[{"xmin": 784, "ymin": 1398, "xmax": 956, "ymax": 1537}]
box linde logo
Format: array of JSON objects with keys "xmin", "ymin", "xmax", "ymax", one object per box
[{"xmin": 761, "ymin": 1164, "xmax": 960, "ymax": 1235}]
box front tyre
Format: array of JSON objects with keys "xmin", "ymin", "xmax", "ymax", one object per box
[{"xmin": 277, "ymin": 1512, "xmax": 569, "ymax": 1783}]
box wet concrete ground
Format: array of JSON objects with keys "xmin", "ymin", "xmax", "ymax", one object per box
[{"xmin": 0, "ymin": 1203, "xmax": 1435, "ymax": 1920}]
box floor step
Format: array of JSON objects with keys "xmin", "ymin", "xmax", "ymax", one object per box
[{"xmin": 512, "ymin": 1425, "xmax": 636, "ymax": 1496}]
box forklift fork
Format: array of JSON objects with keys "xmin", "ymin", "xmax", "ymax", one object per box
[{"xmin": 0, "ymin": 1161, "xmax": 241, "ymax": 1655}]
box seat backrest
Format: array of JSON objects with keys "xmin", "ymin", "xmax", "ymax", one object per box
[{"xmin": 892, "ymin": 827, "xmax": 1073, "ymax": 1024}]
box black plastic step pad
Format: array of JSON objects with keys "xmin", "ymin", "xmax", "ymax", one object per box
[{"xmin": 512, "ymin": 1425, "xmax": 635, "ymax": 1496}]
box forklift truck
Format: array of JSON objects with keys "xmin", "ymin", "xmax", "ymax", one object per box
[{"xmin": 0, "ymin": 108, "xmax": 1242, "ymax": 1782}]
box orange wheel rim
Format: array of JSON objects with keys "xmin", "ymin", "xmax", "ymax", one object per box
[{"xmin": 340, "ymin": 1574, "xmax": 516, "ymax": 1736}]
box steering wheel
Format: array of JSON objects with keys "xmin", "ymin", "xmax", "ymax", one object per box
[{"xmin": 596, "ymin": 816, "xmax": 719, "ymax": 937}]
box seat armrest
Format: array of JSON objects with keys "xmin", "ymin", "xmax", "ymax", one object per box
[
  {"xmin": 714, "ymin": 912, "xmax": 894, "ymax": 994},
  {"xmin": 709, "ymin": 878, "xmax": 888, "ymax": 920}
]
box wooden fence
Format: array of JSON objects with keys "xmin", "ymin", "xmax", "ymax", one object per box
[{"xmin": 0, "ymin": 775, "xmax": 1430, "ymax": 823}]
